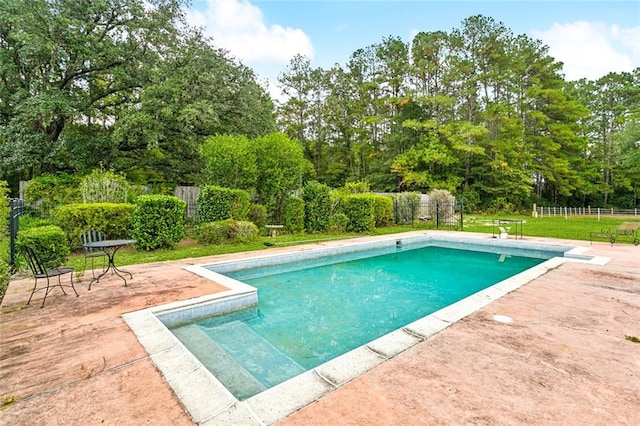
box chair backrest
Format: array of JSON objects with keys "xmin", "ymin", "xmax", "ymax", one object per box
[
  {"xmin": 21, "ymin": 246, "xmax": 48, "ymax": 276},
  {"xmin": 81, "ymin": 230, "xmax": 105, "ymax": 253}
]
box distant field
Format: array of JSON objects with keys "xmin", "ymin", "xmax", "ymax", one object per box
[{"xmin": 463, "ymin": 214, "xmax": 639, "ymax": 242}]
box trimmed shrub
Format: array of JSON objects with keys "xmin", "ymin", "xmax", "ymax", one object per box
[
  {"xmin": 391, "ymin": 192, "xmax": 420, "ymax": 224},
  {"xmin": 130, "ymin": 195, "xmax": 186, "ymax": 250},
  {"xmin": 328, "ymin": 213, "xmax": 349, "ymax": 233},
  {"xmin": 16, "ymin": 225, "xmax": 70, "ymax": 269},
  {"xmin": 302, "ymin": 181, "xmax": 332, "ymax": 233},
  {"xmin": 371, "ymin": 195, "xmax": 393, "ymax": 227},
  {"xmin": 196, "ymin": 220, "xmax": 259, "ymax": 244},
  {"xmin": 197, "ymin": 185, "xmax": 250, "ymax": 222},
  {"xmin": 80, "ymin": 169, "xmax": 130, "ymax": 203},
  {"xmin": 53, "ymin": 203, "xmax": 135, "ymax": 250},
  {"xmin": 342, "ymin": 195, "xmax": 376, "ymax": 232},
  {"xmin": 248, "ymin": 203, "xmax": 267, "ymax": 230},
  {"xmin": 284, "ymin": 197, "xmax": 305, "ymax": 234}
]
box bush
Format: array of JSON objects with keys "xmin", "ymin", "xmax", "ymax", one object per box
[
  {"xmin": 391, "ymin": 192, "xmax": 420, "ymax": 224},
  {"xmin": 328, "ymin": 213, "xmax": 349, "ymax": 233},
  {"xmin": 196, "ymin": 220, "xmax": 259, "ymax": 244},
  {"xmin": 53, "ymin": 203, "xmax": 135, "ymax": 250},
  {"xmin": 302, "ymin": 181, "xmax": 332, "ymax": 232},
  {"xmin": 130, "ymin": 195, "xmax": 186, "ymax": 250},
  {"xmin": 0, "ymin": 181, "xmax": 9, "ymax": 236},
  {"xmin": 284, "ymin": 197, "xmax": 305, "ymax": 234},
  {"xmin": 371, "ymin": 195, "xmax": 393, "ymax": 227},
  {"xmin": 80, "ymin": 169, "xmax": 130, "ymax": 203},
  {"xmin": 248, "ymin": 203, "xmax": 268, "ymax": 230},
  {"xmin": 197, "ymin": 185, "xmax": 250, "ymax": 222},
  {"xmin": 16, "ymin": 225, "xmax": 70, "ymax": 269},
  {"xmin": 342, "ymin": 195, "xmax": 376, "ymax": 232},
  {"xmin": 24, "ymin": 174, "xmax": 82, "ymax": 217},
  {"xmin": 343, "ymin": 181, "xmax": 370, "ymax": 194},
  {"xmin": 428, "ymin": 189, "xmax": 456, "ymax": 222}
]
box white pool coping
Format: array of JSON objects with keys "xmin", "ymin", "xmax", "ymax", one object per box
[{"xmin": 122, "ymin": 233, "xmax": 609, "ymax": 425}]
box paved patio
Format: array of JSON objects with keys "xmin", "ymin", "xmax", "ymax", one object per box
[{"xmin": 1, "ymin": 232, "xmax": 639, "ymax": 425}]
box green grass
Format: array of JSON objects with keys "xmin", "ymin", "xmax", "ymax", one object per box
[
  {"xmin": 64, "ymin": 224, "xmax": 434, "ymax": 272},
  {"xmin": 463, "ymin": 214, "xmax": 638, "ymax": 242}
]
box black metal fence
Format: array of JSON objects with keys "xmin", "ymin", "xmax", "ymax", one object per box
[
  {"xmin": 8, "ymin": 198, "xmax": 25, "ymax": 272},
  {"xmin": 393, "ymin": 199, "xmax": 464, "ymax": 230}
]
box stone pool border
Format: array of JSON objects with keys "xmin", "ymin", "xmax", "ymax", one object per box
[{"xmin": 122, "ymin": 232, "xmax": 609, "ymax": 425}]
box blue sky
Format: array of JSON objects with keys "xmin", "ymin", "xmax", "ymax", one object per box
[{"xmin": 186, "ymin": 1, "xmax": 640, "ymax": 99}]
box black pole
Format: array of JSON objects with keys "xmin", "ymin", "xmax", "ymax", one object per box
[
  {"xmin": 9, "ymin": 198, "xmax": 23, "ymax": 273},
  {"xmin": 436, "ymin": 201, "xmax": 440, "ymax": 229}
]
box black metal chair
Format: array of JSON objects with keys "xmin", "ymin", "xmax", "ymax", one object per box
[
  {"xmin": 21, "ymin": 246, "xmax": 78, "ymax": 308},
  {"xmin": 81, "ymin": 230, "xmax": 107, "ymax": 278}
]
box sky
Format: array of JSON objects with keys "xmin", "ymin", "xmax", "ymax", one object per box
[{"xmin": 185, "ymin": 0, "xmax": 640, "ymax": 100}]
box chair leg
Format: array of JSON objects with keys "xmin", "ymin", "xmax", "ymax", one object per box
[
  {"xmin": 26, "ymin": 278, "xmax": 38, "ymax": 306},
  {"xmin": 40, "ymin": 277, "xmax": 52, "ymax": 308}
]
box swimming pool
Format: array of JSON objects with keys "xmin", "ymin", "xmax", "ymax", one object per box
[
  {"xmin": 169, "ymin": 243, "xmax": 544, "ymax": 400},
  {"xmin": 123, "ymin": 233, "xmax": 601, "ymax": 424}
]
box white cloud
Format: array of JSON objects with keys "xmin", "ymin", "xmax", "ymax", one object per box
[
  {"xmin": 186, "ymin": 0, "xmax": 314, "ymax": 65},
  {"xmin": 532, "ymin": 21, "xmax": 640, "ymax": 81}
]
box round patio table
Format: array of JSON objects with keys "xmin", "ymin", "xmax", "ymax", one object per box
[{"xmin": 83, "ymin": 239, "xmax": 136, "ymax": 289}]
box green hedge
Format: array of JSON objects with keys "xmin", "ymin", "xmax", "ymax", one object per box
[
  {"xmin": 196, "ymin": 220, "xmax": 259, "ymax": 244},
  {"xmin": 372, "ymin": 195, "xmax": 393, "ymax": 227},
  {"xmin": 53, "ymin": 203, "xmax": 135, "ymax": 250},
  {"xmin": 284, "ymin": 197, "xmax": 305, "ymax": 234},
  {"xmin": 302, "ymin": 181, "xmax": 332, "ymax": 232},
  {"xmin": 16, "ymin": 225, "xmax": 70, "ymax": 269},
  {"xmin": 342, "ymin": 195, "xmax": 376, "ymax": 232},
  {"xmin": 197, "ymin": 185, "xmax": 250, "ymax": 222},
  {"xmin": 130, "ymin": 195, "xmax": 186, "ymax": 250}
]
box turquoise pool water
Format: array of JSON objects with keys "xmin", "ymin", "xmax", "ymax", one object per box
[{"xmin": 170, "ymin": 244, "xmax": 544, "ymax": 400}]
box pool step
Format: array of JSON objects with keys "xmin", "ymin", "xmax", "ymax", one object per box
[
  {"xmin": 172, "ymin": 321, "xmax": 306, "ymax": 400},
  {"xmin": 171, "ymin": 324, "xmax": 266, "ymax": 400},
  {"xmin": 202, "ymin": 320, "xmax": 306, "ymax": 390}
]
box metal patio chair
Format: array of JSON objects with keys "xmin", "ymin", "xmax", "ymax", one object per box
[
  {"xmin": 21, "ymin": 246, "xmax": 78, "ymax": 308},
  {"xmin": 81, "ymin": 230, "xmax": 107, "ymax": 278}
]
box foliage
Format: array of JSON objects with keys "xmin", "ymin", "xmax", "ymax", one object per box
[
  {"xmin": 130, "ymin": 195, "xmax": 186, "ymax": 250},
  {"xmin": 342, "ymin": 195, "xmax": 376, "ymax": 232},
  {"xmin": 391, "ymin": 192, "xmax": 421, "ymax": 224},
  {"xmin": 252, "ymin": 133, "xmax": 311, "ymax": 223},
  {"xmin": 53, "ymin": 203, "xmax": 135, "ymax": 250},
  {"xmin": 344, "ymin": 181, "xmax": 371, "ymax": 194},
  {"xmin": 80, "ymin": 169, "xmax": 130, "ymax": 203},
  {"xmin": 16, "ymin": 225, "xmax": 70, "ymax": 269},
  {"xmin": 248, "ymin": 204, "xmax": 268, "ymax": 230},
  {"xmin": 0, "ymin": 0, "xmax": 275, "ymax": 187},
  {"xmin": 200, "ymin": 135, "xmax": 257, "ymax": 190},
  {"xmin": 302, "ymin": 181, "xmax": 332, "ymax": 232},
  {"xmin": 284, "ymin": 197, "xmax": 305, "ymax": 234},
  {"xmin": 196, "ymin": 220, "xmax": 259, "ymax": 244},
  {"xmin": 24, "ymin": 174, "xmax": 82, "ymax": 216},
  {"xmin": 197, "ymin": 186, "xmax": 250, "ymax": 223},
  {"xmin": 0, "ymin": 181, "xmax": 9, "ymax": 235},
  {"xmin": 328, "ymin": 213, "xmax": 350, "ymax": 233},
  {"xmin": 371, "ymin": 195, "xmax": 394, "ymax": 227},
  {"xmin": 427, "ymin": 189, "xmax": 456, "ymax": 222}
]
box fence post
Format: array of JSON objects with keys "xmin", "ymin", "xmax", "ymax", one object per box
[
  {"xmin": 597, "ymin": 208, "xmax": 600, "ymax": 221},
  {"xmin": 9, "ymin": 198, "xmax": 24, "ymax": 273},
  {"xmin": 459, "ymin": 200, "xmax": 464, "ymax": 231},
  {"xmin": 436, "ymin": 202, "xmax": 440, "ymax": 229}
]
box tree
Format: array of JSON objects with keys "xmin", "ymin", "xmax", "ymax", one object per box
[
  {"xmin": 0, "ymin": 0, "xmax": 186, "ymax": 178},
  {"xmin": 252, "ymin": 133, "xmax": 312, "ymax": 222},
  {"xmin": 200, "ymin": 134, "xmax": 257, "ymax": 190}
]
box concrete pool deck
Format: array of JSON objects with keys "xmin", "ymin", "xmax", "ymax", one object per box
[{"xmin": 1, "ymin": 231, "xmax": 639, "ymax": 425}]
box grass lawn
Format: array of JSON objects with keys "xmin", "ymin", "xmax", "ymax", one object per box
[{"xmin": 463, "ymin": 214, "xmax": 638, "ymax": 242}]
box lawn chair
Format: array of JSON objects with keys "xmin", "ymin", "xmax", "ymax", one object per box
[
  {"xmin": 81, "ymin": 230, "xmax": 107, "ymax": 278},
  {"xmin": 21, "ymin": 246, "xmax": 78, "ymax": 308}
]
